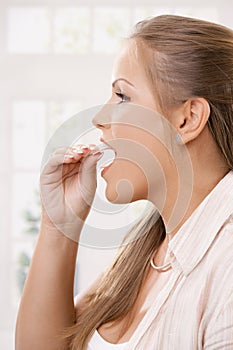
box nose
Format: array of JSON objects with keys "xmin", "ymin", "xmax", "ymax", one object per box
[{"xmin": 92, "ymin": 104, "xmax": 111, "ymax": 129}]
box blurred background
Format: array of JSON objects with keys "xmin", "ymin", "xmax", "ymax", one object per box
[{"xmin": 0, "ymin": 0, "xmax": 232, "ymax": 348}]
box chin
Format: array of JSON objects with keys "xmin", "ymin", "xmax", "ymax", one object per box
[
  {"xmin": 101, "ymin": 160, "xmax": 149, "ymax": 203},
  {"xmin": 104, "ymin": 179, "xmax": 147, "ymax": 204}
]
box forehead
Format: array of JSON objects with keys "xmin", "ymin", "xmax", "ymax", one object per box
[{"xmin": 112, "ymin": 40, "xmax": 147, "ymax": 85}]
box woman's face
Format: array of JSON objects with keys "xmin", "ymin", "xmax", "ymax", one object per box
[{"xmin": 92, "ymin": 40, "xmax": 178, "ymax": 205}]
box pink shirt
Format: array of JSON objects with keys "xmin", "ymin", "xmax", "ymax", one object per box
[{"xmin": 87, "ymin": 170, "xmax": 233, "ymax": 349}]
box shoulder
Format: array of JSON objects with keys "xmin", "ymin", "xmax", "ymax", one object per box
[
  {"xmin": 211, "ymin": 216, "xmax": 233, "ymax": 267},
  {"xmin": 203, "ymin": 217, "xmax": 233, "ymax": 297},
  {"xmin": 216, "ymin": 214, "xmax": 233, "ymax": 256}
]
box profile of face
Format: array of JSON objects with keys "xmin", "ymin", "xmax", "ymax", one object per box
[{"xmin": 92, "ymin": 40, "xmax": 184, "ymax": 209}]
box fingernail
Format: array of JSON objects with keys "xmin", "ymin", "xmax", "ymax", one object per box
[
  {"xmin": 76, "ymin": 150, "xmax": 84, "ymax": 154},
  {"xmin": 89, "ymin": 145, "xmax": 97, "ymax": 151},
  {"xmin": 81, "ymin": 145, "xmax": 89, "ymax": 150}
]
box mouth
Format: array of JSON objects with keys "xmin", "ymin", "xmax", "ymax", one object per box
[
  {"xmin": 99, "ymin": 137, "xmax": 115, "ymax": 150},
  {"xmin": 97, "ymin": 138, "xmax": 116, "ymax": 172}
]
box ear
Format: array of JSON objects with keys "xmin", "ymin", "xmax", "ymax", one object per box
[{"xmin": 175, "ymin": 98, "xmax": 210, "ymax": 144}]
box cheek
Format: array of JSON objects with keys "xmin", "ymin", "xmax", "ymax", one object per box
[
  {"xmin": 111, "ymin": 124, "xmax": 171, "ymax": 178},
  {"xmin": 104, "ymin": 118, "xmax": 174, "ymax": 203}
]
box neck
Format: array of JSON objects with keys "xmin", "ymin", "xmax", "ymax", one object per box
[
  {"xmin": 154, "ymin": 160, "xmax": 229, "ymax": 239},
  {"xmin": 178, "ymin": 177, "xmax": 225, "ymax": 236}
]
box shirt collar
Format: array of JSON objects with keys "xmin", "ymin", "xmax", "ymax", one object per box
[{"xmin": 168, "ymin": 170, "xmax": 233, "ymax": 276}]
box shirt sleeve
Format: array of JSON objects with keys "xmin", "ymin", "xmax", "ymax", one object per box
[{"xmin": 203, "ymin": 295, "xmax": 233, "ymax": 349}]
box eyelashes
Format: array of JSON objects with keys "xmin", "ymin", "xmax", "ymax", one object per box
[{"xmin": 115, "ymin": 92, "xmax": 130, "ymax": 104}]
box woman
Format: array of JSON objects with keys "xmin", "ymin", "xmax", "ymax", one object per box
[{"xmin": 16, "ymin": 15, "xmax": 233, "ymax": 349}]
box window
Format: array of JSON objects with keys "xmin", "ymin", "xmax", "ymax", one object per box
[
  {"xmin": 11, "ymin": 99, "xmax": 82, "ymax": 302},
  {"xmin": 93, "ymin": 7, "xmax": 131, "ymax": 53},
  {"xmin": 54, "ymin": 7, "xmax": 90, "ymax": 54}
]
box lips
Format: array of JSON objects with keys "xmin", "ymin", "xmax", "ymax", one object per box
[
  {"xmin": 100, "ymin": 137, "xmax": 115, "ymax": 150},
  {"xmin": 99, "ymin": 137, "xmax": 116, "ymax": 171}
]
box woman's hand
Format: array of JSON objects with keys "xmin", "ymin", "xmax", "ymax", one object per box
[{"xmin": 40, "ymin": 144, "xmax": 103, "ymax": 241}]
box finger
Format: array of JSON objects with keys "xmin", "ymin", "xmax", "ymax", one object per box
[
  {"xmin": 44, "ymin": 144, "xmax": 100, "ymax": 176},
  {"xmin": 71, "ymin": 143, "xmax": 98, "ymax": 155},
  {"xmin": 52, "ymin": 144, "xmax": 97, "ymax": 157},
  {"xmin": 62, "ymin": 166, "xmax": 79, "ymax": 181},
  {"xmin": 51, "ymin": 145, "xmax": 85, "ymax": 157},
  {"xmin": 43, "ymin": 152, "xmax": 83, "ymax": 175}
]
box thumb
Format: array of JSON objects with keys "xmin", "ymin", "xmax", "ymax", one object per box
[
  {"xmin": 77, "ymin": 152, "xmax": 103, "ymax": 206},
  {"xmin": 80, "ymin": 151, "xmax": 103, "ymax": 176}
]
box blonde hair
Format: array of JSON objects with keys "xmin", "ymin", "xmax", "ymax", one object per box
[{"xmin": 65, "ymin": 15, "xmax": 233, "ymax": 349}]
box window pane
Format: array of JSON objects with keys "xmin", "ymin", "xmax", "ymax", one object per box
[
  {"xmin": 53, "ymin": 7, "xmax": 90, "ymax": 54},
  {"xmin": 93, "ymin": 7, "xmax": 130, "ymax": 54},
  {"xmin": 12, "ymin": 101, "xmax": 46, "ymax": 169},
  {"xmin": 7, "ymin": 7, "xmax": 50, "ymax": 53}
]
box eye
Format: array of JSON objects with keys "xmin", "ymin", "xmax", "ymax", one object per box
[{"xmin": 115, "ymin": 92, "xmax": 130, "ymax": 104}]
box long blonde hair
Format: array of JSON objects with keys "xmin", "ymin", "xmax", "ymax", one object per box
[{"xmin": 65, "ymin": 15, "xmax": 233, "ymax": 349}]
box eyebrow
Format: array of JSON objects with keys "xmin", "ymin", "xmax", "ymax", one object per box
[{"xmin": 112, "ymin": 78, "xmax": 135, "ymax": 88}]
